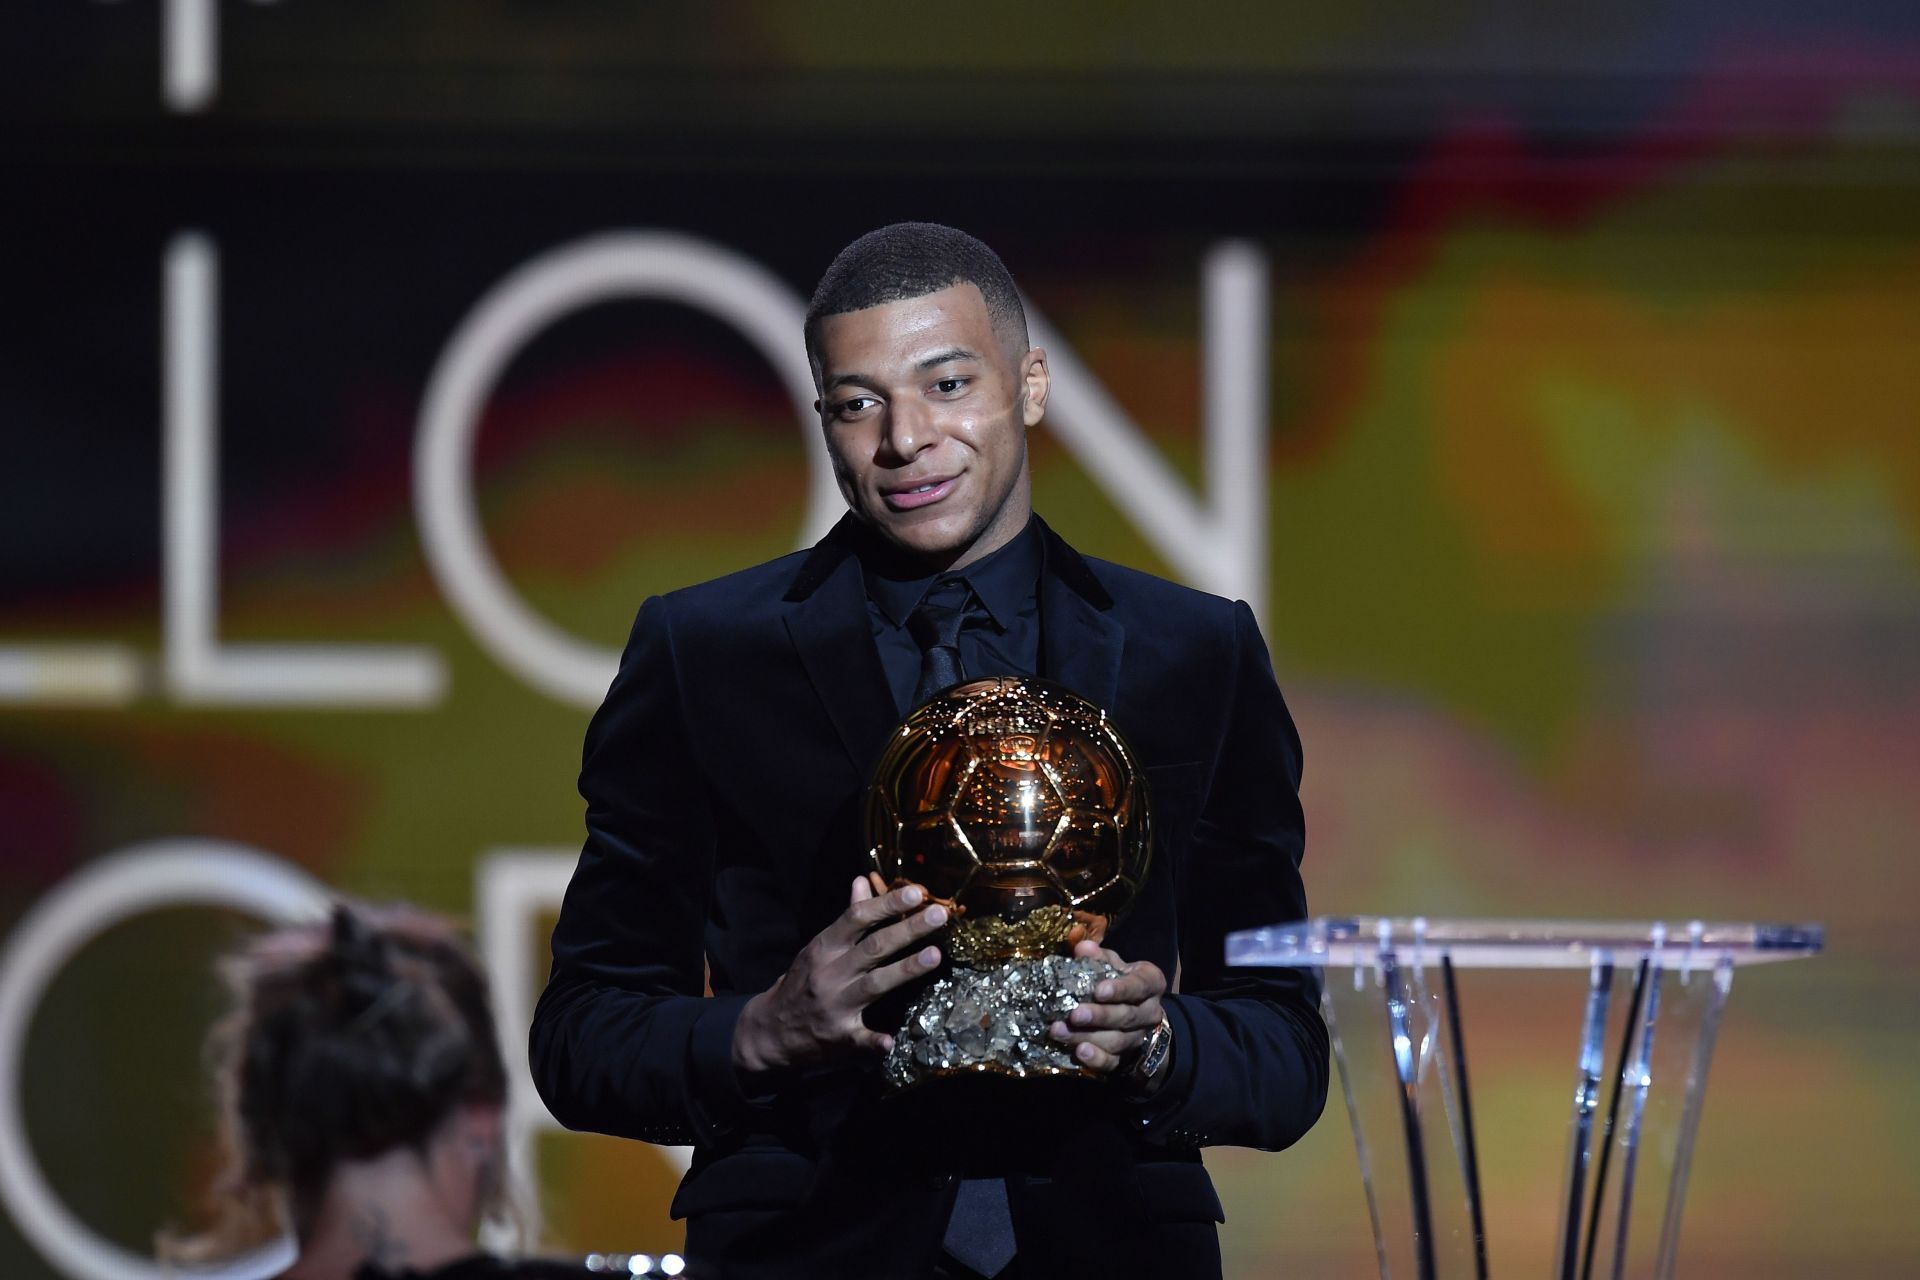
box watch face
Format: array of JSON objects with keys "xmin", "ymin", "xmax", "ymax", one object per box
[{"xmin": 1130, "ymin": 1017, "xmax": 1172, "ymax": 1082}]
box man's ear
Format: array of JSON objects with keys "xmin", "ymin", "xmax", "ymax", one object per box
[
  {"xmin": 1021, "ymin": 347, "xmax": 1050, "ymax": 428},
  {"xmin": 813, "ymin": 397, "xmax": 823, "ymax": 415}
]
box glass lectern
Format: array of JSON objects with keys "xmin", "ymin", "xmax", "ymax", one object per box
[{"xmin": 1226, "ymin": 917, "xmax": 1822, "ymax": 1280}]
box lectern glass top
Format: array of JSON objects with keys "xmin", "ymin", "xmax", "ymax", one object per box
[{"xmin": 1227, "ymin": 916, "xmax": 1823, "ymax": 970}]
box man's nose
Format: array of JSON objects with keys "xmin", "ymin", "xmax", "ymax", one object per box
[{"xmin": 880, "ymin": 401, "xmax": 934, "ymax": 462}]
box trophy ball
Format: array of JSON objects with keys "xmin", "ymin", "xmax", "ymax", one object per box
[{"xmin": 865, "ymin": 676, "xmax": 1152, "ymax": 964}]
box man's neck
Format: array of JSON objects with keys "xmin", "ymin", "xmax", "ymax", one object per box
[{"xmin": 860, "ymin": 507, "xmax": 1036, "ymax": 581}]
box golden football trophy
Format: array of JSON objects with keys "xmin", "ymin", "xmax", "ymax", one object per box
[{"xmin": 866, "ymin": 676, "xmax": 1152, "ymax": 1087}]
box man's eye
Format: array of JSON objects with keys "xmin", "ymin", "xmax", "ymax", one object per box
[
  {"xmin": 934, "ymin": 378, "xmax": 967, "ymax": 394},
  {"xmin": 836, "ymin": 397, "xmax": 875, "ymax": 416}
]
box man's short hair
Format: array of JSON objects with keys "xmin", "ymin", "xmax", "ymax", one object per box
[{"xmin": 804, "ymin": 222, "xmax": 1029, "ymax": 375}]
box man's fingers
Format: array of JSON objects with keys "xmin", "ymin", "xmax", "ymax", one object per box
[
  {"xmin": 865, "ymin": 871, "xmax": 889, "ymax": 898},
  {"xmin": 1072, "ymin": 938, "xmax": 1118, "ymax": 965},
  {"xmin": 1091, "ymin": 963, "xmax": 1167, "ymax": 1005},
  {"xmin": 850, "ymin": 875, "xmax": 873, "ymax": 906},
  {"xmin": 1072, "ymin": 939, "xmax": 1135, "ymax": 981},
  {"xmin": 848, "ymin": 1026, "xmax": 894, "ymax": 1056},
  {"xmin": 1070, "ymin": 940, "xmax": 1168, "ymax": 1003},
  {"xmin": 1052, "ymin": 1026, "xmax": 1140, "ymax": 1057},
  {"xmin": 1061, "ymin": 997, "xmax": 1159, "ymax": 1033},
  {"xmin": 852, "ymin": 903, "xmax": 948, "ymax": 967},
  {"xmin": 835, "ymin": 882, "xmax": 927, "ymax": 937},
  {"xmin": 1069, "ymin": 1039, "xmax": 1123, "ymax": 1073},
  {"xmin": 853, "ymin": 945, "xmax": 943, "ymax": 1004}
]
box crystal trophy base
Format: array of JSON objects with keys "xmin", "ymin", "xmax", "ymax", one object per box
[{"xmin": 883, "ymin": 954, "xmax": 1121, "ymax": 1088}]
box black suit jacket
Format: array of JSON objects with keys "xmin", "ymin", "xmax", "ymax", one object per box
[{"xmin": 530, "ymin": 516, "xmax": 1328, "ymax": 1278}]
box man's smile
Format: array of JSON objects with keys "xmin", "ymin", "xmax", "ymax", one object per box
[{"xmin": 880, "ymin": 474, "xmax": 959, "ymax": 511}]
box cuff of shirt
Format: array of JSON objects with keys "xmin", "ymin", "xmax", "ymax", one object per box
[
  {"xmin": 685, "ymin": 993, "xmax": 779, "ymax": 1144},
  {"xmin": 1131, "ymin": 994, "xmax": 1201, "ymax": 1136}
]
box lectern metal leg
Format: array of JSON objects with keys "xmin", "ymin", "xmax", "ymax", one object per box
[
  {"xmin": 1604, "ymin": 959, "xmax": 1664, "ymax": 1280},
  {"xmin": 1381, "ymin": 953, "xmax": 1438, "ymax": 1280},
  {"xmin": 1580, "ymin": 958, "xmax": 1651, "ymax": 1280},
  {"xmin": 1557, "ymin": 957, "xmax": 1617, "ymax": 1280},
  {"xmin": 1325, "ymin": 940, "xmax": 1490, "ymax": 1280},
  {"xmin": 1328, "ymin": 997, "xmax": 1390, "ymax": 1280},
  {"xmin": 1440, "ymin": 958, "xmax": 1489, "ymax": 1280},
  {"xmin": 1651, "ymin": 958, "xmax": 1734, "ymax": 1279},
  {"xmin": 1552, "ymin": 947, "xmax": 1733, "ymax": 1278}
]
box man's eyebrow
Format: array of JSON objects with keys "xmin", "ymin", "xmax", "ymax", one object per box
[
  {"xmin": 822, "ymin": 371, "xmax": 878, "ymax": 394},
  {"xmin": 821, "ymin": 348, "xmax": 979, "ymax": 393},
  {"xmin": 916, "ymin": 347, "xmax": 979, "ymax": 370}
]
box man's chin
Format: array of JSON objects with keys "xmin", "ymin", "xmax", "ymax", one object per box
[{"xmin": 863, "ymin": 511, "xmax": 974, "ymax": 565}]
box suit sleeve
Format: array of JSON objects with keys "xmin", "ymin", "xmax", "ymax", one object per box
[
  {"xmin": 529, "ymin": 595, "xmax": 766, "ymax": 1148},
  {"xmin": 1137, "ymin": 599, "xmax": 1330, "ymax": 1151}
]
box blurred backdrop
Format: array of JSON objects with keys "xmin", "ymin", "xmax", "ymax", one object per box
[{"xmin": 3, "ymin": 2, "xmax": 1917, "ymax": 1276}]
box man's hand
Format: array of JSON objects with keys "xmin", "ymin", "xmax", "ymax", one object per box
[
  {"xmin": 1049, "ymin": 938, "xmax": 1168, "ymax": 1074},
  {"xmin": 731, "ymin": 876, "xmax": 946, "ymax": 1074}
]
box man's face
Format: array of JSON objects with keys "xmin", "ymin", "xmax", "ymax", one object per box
[{"xmin": 812, "ymin": 282, "xmax": 1047, "ymax": 569}]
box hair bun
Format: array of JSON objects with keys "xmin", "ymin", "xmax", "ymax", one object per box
[{"xmin": 326, "ymin": 903, "xmax": 406, "ymax": 1017}]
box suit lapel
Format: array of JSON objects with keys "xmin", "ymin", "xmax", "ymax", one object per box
[
  {"xmin": 782, "ymin": 525, "xmax": 901, "ymax": 779},
  {"xmin": 1038, "ymin": 520, "xmax": 1124, "ymax": 715}
]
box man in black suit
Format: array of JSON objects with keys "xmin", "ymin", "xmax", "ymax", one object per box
[{"xmin": 531, "ymin": 223, "xmax": 1327, "ymax": 1279}]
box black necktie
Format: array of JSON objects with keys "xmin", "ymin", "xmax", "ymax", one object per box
[
  {"xmin": 913, "ymin": 586, "xmax": 1018, "ymax": 1276},
  {"xmin": 907, "ymin": 576, "xmax": 974, "ymax": 707},
  {"xmin": 909, "ymin": 578, "xmax": 1017, "ymax": 1272},
  {"xmin": 942, "ymin": 1177, "xmax": 1018, "ymax": 1277}
]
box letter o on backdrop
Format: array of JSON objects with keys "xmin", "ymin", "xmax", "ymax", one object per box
[{"xmin": 415, "ymin": 231, "xmax": 836, "ymax": 707}]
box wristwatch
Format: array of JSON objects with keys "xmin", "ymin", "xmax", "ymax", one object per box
[{"xmin": 1120, "ymin": 1012, "xmax": 1174, "ymax": 1097}]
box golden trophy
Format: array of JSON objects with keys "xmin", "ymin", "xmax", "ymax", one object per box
[{"xmin": 866, "ymin": 676, "xmax": 1151, "ymax": 1087}]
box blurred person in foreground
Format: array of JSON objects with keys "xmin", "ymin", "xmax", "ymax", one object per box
[
  {"xmin": 164, "ymin": 903, "xmax": 597, "ymax": 1280},
  {"xmin": 533, "ymin": 222, "xmax": 1327, "ymax": 1278}
]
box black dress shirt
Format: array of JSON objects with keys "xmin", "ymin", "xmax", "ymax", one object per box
[{"xmin": 858, "ymin": 517, "xmax": 1045, "ymax": 714}]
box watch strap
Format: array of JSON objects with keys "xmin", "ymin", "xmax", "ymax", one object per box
[{"xmin": 1120, "ymin": 1012, "xmax": 1173, "ymax": 1096}]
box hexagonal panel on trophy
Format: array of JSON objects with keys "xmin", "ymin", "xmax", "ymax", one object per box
[
  {"xmin": 1045, "ymin": 807, "xmax": 1127, "ymax": 905},
  {"xmin": 893, "ymin": 812, "xmax": 977, "ymax": 903},
  {"xmin": 1040, "ymin": 726, "xmax": 1126, "ymax": 811},
  {"xmin": 949, "ymin": 736, "xmax": 1066, "ymax": 869},
  {"xmin": 877, "ymin": 728, "xmax": 967, "ymax": 818}
]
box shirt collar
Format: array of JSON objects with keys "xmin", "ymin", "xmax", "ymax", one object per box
[{"xmin": 860, "ymin": 515, "xmax": 1043, "ymax": 631}]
